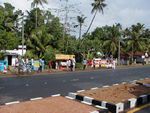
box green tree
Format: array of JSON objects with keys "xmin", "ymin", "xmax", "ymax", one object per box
[
  {"xmin": 0, "ymin": 3, "xmax": 21, "ymax": 50},
  {"xmin": 103, "ymin": 24, "xmax": 122, "ymax": 57},
  {"xmin": 75, "ymin": 15, "xmax": 86, "ymax": 40},
  {"xmin": 31, "ymin": 0, "xmax": 48, "ymax": 28},
  {"xmin": 124, "ymin": 23, "xmax": 148, "ymax": 53},
  {"xmin": 83, "ymin": 0, "xmax": 107, "ymax": 40}
]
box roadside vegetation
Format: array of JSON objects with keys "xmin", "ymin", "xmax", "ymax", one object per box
[{"xmin": 0, "ymin": 0, "xmax": 150, "ymax": 68}]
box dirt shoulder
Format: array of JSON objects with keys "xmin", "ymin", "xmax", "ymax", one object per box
[{"xmin": 0, "ymin": 64, "xmax": 149, "ymax": 78}]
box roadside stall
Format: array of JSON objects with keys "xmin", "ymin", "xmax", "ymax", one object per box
[{"xmin": 55, "ymin": 54, "xmax": 75, "ymax": 70}]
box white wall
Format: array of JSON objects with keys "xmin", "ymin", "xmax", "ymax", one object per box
[{"xmin": 12, "ymin": 56, "xmax": 16, "ymax": 66}]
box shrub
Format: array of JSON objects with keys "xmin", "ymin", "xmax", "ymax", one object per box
[{"xmin": 75, "ymin": 62, "xmax": 83, "ymax": 69}]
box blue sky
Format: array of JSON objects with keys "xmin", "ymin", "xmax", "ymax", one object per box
[{"xmin": 1, "ymin": 0, "xmax": 150, "ymax": 36}]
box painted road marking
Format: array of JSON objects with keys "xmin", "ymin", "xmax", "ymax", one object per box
[
  {"xmin": 5, "ymin": 101, "xmax": 20, "ymax": 105},
  {"xmin": 103, "ymin": 85, "xmax": 109, "ymax": 88},
  {"xmin": 77, "ymin": 90, "xmax": 85, "ymax": 92},
  {"xmin": 30, "ymin": 97, "xmax": 43, "ymax": 101},
  {"xmin": 127, "ymin": 103, "xmax": 150, "ymax": 113},
  {"xmin": 91, "ymin": 87, "xmax": 98, "ymax": 90},
  {"xmin": 51, "ymin": 94, "xmax": 61, "ymax": 97},
  {"xmin": 71, "ymin": 79, "xmax": 79, "ymax": 82},
  {"xmin": 90, "ymin": 77, "xmax": 94, "ymax": 79}
]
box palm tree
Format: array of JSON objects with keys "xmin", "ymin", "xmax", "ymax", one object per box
[
  {"xmin": 103, "ymin": 24, "xmax": 122, "ymax": 57},
  {"xmin": 124, "ymin": 23, "xmax": 149, "ymax": 64},
  {"xmin": 83, "ymin": 0, "xmax": 106, "ymax": 40},
  {"xmin": 76, "ymin": 16, "xmax": 86, "ymax": 40},
  {"xmin": 31, "ymin": 0, "xmax": 48, "ymax": 28},
  {"xmin": 124, "ymin": 23, "xmax": 148, "ymax": 53},
  {"xmin": 82, "ymin": 0, "xmax": 106, "ymax": 59}
]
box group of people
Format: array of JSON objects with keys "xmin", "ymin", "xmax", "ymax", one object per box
[{"xmin": 14, "ymin": 56, "xmax": 43, "ymax": 73}]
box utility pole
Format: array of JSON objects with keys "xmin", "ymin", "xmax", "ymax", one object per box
[
  {"xmin": 22, "ymin": 13, "xmax": 24, "ymax": 57},
  {"xmin": 118, "ymin": 38, "xmax": 120, "ymax": 65},
  {"xmin": 132, "ymin": 43, "xmax": 133, "ymax": 64},
  {"xmin": 63, "ymin": 0, "xmax": 68, "ymax": 53}
]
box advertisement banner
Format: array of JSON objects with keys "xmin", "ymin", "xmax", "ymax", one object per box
[
  {"xmin": 56, "ymin": 54, "xmax": 75, "ymax": 60},
  {"xmin": 33, "ymin": 60, "xmax": 44, "ymax": 70}
]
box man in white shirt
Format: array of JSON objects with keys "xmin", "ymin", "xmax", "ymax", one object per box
[
  {"xmin": 15, "ymin": 56, "xmax": 19, "ymax": 72},
  {"xmin": 31, "ymin": 57, "xmax": 34, "ymax": 72},
  {"xmin": 68, "ymin": 59, "xmax": 71, "ymax": 71},
  {"xmin": 26, "ymin": 57, "xmax": 29, "ymax": 71},
  {"xmin": 72, "ymin": 57, "xmax": 76, "ymax": 71}
]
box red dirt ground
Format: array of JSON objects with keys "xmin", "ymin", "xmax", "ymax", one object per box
[
  {"xmin": 77, "ymin": 83, "xmax": 150, "ymax": 104},
  {"xmin": 0, "ymin": 96, "xmax": 99, "ymax": 113}
]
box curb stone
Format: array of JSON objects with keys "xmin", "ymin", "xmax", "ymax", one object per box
[
  {"xmin": 67, "ymin": 93, "xmax": 109, "ymax": 113},
  {"xmin": 68, "ymin": 91, "xmax": 150, "ymax": 113},
  {"xmin": 136, "ymin": 82, "xmax": 150, "ymax": 87}
]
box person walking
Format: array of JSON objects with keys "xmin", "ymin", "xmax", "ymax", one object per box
[
  {"xmin": 93, "ymin": 59, "xmax": 96, "ymax": 69},
  {"xmin": 72, "ymin": 57, "xmax": 76, "ymax": 71},
  {"xmin": 38, "ymin": 58, "xmax": 42, "ymax": 72},
  {"xmin": 26, "ymin": 56, "xmax": 29, "ymax": 72},
  {"xmin": 14, "ymin": 56, "xmax": 19, "ymax": 72},
  {"xmin": 66, "ymin": 60, "xmax": 69, "ymax": 71},
  {"xmin": 48, "ymin": 60, "xmax": 52, "ymax": 72},
  {"xmin": 99, "ymin": 60, "xmax": 101, "ymax": 69},
  {"xmin": 82, "ymin": 58, "xmax": 87, "ymax": 70},
  {"xmin": 113, "ymin": 59, "xmax": 116, "ymax": 69},
  {"xmin": 21, "ymin": 57, "xmax": 25, "ymax": 73},
  {"xmin": 68, "ymin": 59, "xmax": 71, "ymax": 71},
  {"xmin": 31, "ymin": 57, "xmax": 34, "ymax": 72}
]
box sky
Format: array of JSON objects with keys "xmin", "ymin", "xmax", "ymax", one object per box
[{"xmin": 1, "ymin": 0, "xmax": 150, "ymax": 36}]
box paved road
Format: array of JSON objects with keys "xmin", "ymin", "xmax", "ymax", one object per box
[
  {"xmin": 127, "ymin": 103, "xmax": 150, "ymax": 113},
  {"xmin": 0, "ymin": 66, "xmax": 150, "ymax": 105}
]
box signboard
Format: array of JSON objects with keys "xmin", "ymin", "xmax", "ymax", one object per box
[
  {"xmin": 33, "ymin": 60, "xmax": 44, "ymax": 70},
  {"xmin": 88, "ymin": 59, "xmax": 117, "ymax": 67},
  {"xmin": 56, "ymin": 54, "xmax": 75, "ymax": 60},
  {"xmin": 0, "ymin": 61, "xmax": 8, "ymax": 71}
]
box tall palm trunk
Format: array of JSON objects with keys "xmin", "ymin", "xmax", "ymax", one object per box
[
  {"xmin": 82, "ymin": 10, "xmax": 98, "ymax": 59},
  {"xmin": 79, "ymin": 23, "xmax": 82, "ymax": 40},
  {"xmin": 85, "ymin": 9, "xmax": 98, "ymax": 38}
]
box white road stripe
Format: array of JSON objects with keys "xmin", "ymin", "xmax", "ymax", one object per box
[
  {"xmin": 5, "ymin": 101, "xmax": 20, "ymax": 105},
  {"xmin": 103, "ymin": 85, "xmax": 109, "ymax": 88},
  {"xmin": 71, "ymin": 79, "xmax": 79, "ymax": 81},
  {"xmin": 30, "ymin": 97, "xmax": 43, "ymax": 101},
  {"xmin": 113, "ymin": 84, "xmax": 119, "ymax": 86},
  {"xmin": 122, "ymin": 82, "xmax": 127, "ymax": 84},
  {"xmin": 91, "ymin": 87, "xmax": 98, "ymax": 90},
  {"xmin": 51, "ymin": 94, "xmax": 61, "ymax": 97},
  {"xmin": 77, "ymin": 90, "xmax": 85, "ymax": 92}
]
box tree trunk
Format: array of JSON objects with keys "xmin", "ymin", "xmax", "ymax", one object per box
[
  {"xmin": 82, "ymin": 10, "xmax": 98, "ymax": 58},
  {"xmin": 79, "ymin": 23, "xmax": 82, "ymax": 40},
  {"xmin": 84, "ymin": 10, "xmax": 98, "ymax": 39}
]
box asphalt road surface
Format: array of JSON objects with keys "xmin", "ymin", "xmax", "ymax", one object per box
[
  {"xmin": 127, "ymin": 103, "xmax": 150, "ymax": 113},
  {"xmin": 0, "ymin": 66, "xmax": 150, "ymax": 105}
]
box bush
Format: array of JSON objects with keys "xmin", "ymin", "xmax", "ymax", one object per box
[{"xmin": 75, "ymin": 62, "xmax": 83, "ymax": 69}]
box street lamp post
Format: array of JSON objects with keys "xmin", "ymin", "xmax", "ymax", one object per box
[{"xmin": 118, "ymin": 38, "xmax": 120, "ymax": 65}]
